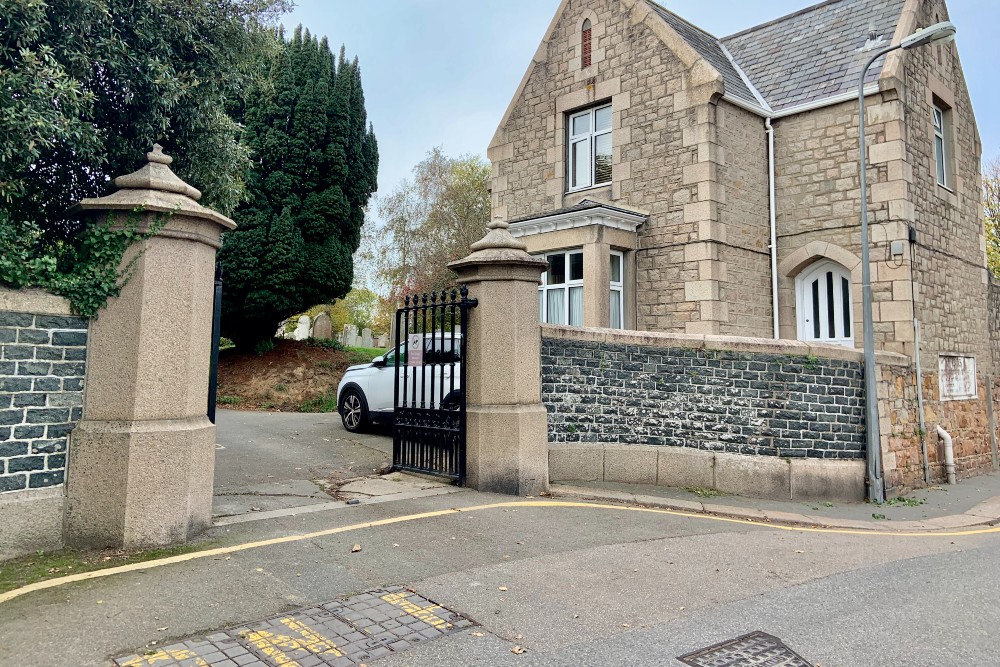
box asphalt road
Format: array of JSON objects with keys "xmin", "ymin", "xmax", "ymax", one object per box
[
  {"xmin": 3, "ymin": 487, "xmax": 998, "ymax": 666},
  {"xmin": 212, "ymin": 409, "xmax": 393, "ymax": 518}
]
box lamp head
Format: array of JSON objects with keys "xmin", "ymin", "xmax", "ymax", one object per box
[{"xmin": 900, "ymin": 21, "xmax": 957, "ymax": 49}]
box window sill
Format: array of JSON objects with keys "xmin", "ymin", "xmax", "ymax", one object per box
[
  {"xmin": 566, "ymin": 182, "xmax": 613, "ymax": 195},
  {"xmin": 936, "ymin": 182, "xmax": 955, "ymax": 194}
]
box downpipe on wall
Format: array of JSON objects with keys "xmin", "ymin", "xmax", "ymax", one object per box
[
  {"xmin": 936, "ymin": 424, "xmax": 956, "ymax": 485},
  {"xmin": 765, "ymin": 118, "xmax": 779, "ymax": 339}
]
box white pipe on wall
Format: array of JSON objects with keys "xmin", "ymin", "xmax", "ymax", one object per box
[
  {"xmin": 937, "ymin": 424, "xmax": 957, "ymax": 485},
  {"xmin": 765, "ymin": 118, "xmax": 779, "ymax": 339}
]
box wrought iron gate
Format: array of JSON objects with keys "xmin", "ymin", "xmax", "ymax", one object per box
[{"xmin": 392, "ymin": 287, "xmax": 477, "ymax": 482}]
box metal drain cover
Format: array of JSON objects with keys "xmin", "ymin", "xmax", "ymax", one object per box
[{"xmin": 678, "ymin": 631, "xmax": 813, "ymax": 667}]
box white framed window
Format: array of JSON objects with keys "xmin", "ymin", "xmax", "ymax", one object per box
[
  {"xmin": 610, "ymin": 251, "xmax": 624, "ymax": 329},
  {"xmin": 932, "ymin": 102, "xmax": 950, "ymax": 187},
  {"xmin": 536, "ymin": 248, "xmax": 627, "ymax": 328},
  {"xmin": 567, "ymin": 104, "xmax": 612, "ymax": 191},
  {"xmin": 796, "ymin": 260, "xmax": 854, "ymax": 347},
  {"xmin": 538, "ymin": 250, "xmax": 584, "ymax": 326}
]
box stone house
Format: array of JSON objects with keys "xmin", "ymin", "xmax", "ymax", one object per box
[{"xmin": 489, "ymin": 0, "xmax": 997, "ymax": 491}]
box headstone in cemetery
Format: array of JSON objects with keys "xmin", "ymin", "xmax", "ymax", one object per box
[
  {"xmin": 361, "ymin": 327, "xmax": 373, "ymax": 348},
  {"xmin": 293, "ymin": 315, "xmax": 311, "ymax": 340},
  {"xmin": 342, "ymin": 324, "xmax": 359, "ymax": 347},
  {"xmin": 312, "ymin": 312, "xmax": 333, "ymax": 339}
]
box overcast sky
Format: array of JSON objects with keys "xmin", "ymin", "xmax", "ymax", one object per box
[{"xmin": 282, "ymin": 0, "xmax": 999, "ymax": 202}]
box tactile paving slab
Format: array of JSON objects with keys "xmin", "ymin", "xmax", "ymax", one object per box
[
  {"xmin": 115, "ymin": 586, "xmax": 476, "ymax": 667},
  {"xmin": 677, "ymin": 631, "xmax": 814, "ymax": 667}
]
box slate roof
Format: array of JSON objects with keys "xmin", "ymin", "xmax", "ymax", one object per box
[{"xmin": 644, "ymin": 0, "xmax": 907, "ymax": 114}]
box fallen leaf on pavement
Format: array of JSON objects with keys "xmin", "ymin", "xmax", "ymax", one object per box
[
  {"xmin": 794, "ymin": 550, "xmax": 804, "ymax": 554},
  {"xmin": 157, "ymin": 627, "xmax": 168, "ymax": 632},
  {"xmin": 351, "ymin": 544, "xmax": 362, "ymax": 553},
  {"xmin": 511, "ymin": 646, "xmax": 526, "ymax": 655},
  {"xmin": 472, "ymin": 632, "xmax": 486, "ymax": 637},
  {"xmin": 498, "ymin": 586, "xmax": 508, "ymax": 591},
  {"xmin": 515, "ymin": 634, "xmax": 523, "ymax": 640}
]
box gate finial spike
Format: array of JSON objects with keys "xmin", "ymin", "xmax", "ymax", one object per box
[{"xmin": 468, "ymin": 215, "xmax": 527, "ymax": 252}]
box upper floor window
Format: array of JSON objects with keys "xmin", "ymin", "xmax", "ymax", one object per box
[
  {"xmin": 582, "ymin": 19, "xmax": 592, "ymax": 68},
  {"xmin": 932, "ymin": 100, "xmax": 952, "ymax": 188},
  {"xmin": 568, "ymin": 104, "xmax": 612, "ymax": 191},
  {"xmin": 796, "ymin": 260, "xmax": 853, "ymax": 347}
]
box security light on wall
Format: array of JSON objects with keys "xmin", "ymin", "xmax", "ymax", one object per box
[{"xmin": 901, "ymin": 21, "xmax": 956, "ymax": 49}]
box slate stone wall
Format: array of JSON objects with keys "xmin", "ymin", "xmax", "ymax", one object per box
[
  {"xmin": 1, "ymin": 311, "xmax": 88, "ymax": 493},
  {"xmin": 541, "ymin": 334, "xmax": 865, "ymax": 459}
]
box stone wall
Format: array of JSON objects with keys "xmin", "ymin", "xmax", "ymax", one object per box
[
  {"xmin": 541, "ymin": 326, "xmax": 865, "ymax": 459},
  {"xmin": 0, "ymin": 288, "xmax": 89, "ymax": 558},
  {"xmin": 878, "ymin": 358, "xmax": 998, "ymax": 492},
  {"xmin": 771, "ymin": 94, "xmax": 906, "ymax": 351},
  {"xmin": 717, "ymin": 101, "xmax": 772, "ymax": 337},
  {"xmin": 990, "ymin": 275, "xmax": 1000, "ymax": 372},
  {"xmin": 893, "ymin": 0, "xmax": 990, "ymax": 372}
]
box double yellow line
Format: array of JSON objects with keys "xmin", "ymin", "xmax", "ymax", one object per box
[{"xmin": 3, "ymin": 500, "xmax": 997, "ymax": 605}]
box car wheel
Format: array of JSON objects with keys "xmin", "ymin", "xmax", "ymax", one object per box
[
  {"xmin": 441, "ymin": 390, "xmax": 462, "ymax": 411},
  {"xmin": 339, "ymin": 388, "xmax": 370, "ymax": 432}
]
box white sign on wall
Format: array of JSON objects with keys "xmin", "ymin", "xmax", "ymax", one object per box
[
  {"xmin": 939, "ymin": 355, "xmax": 977, "ymax": 401},
  {"xmin": 407, "ymin": 333, "xmax": 424, "ymax": 367}
]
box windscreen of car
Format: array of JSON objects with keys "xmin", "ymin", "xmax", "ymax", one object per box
[{"xmin": 382, "ymin": 345, "xmax": 407, "ymax": 366}]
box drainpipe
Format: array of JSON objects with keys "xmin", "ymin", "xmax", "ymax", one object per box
[
  {"xmin": 765, "ymin": 118, "xmax": 779, "ymax": 339},
  {"xmin": 936, "ymin": 424, "xmax": 956, "ymax": 485},
  {"xmin": 913, "ymin": 319, "xmax": 930, "ymax": 484}
]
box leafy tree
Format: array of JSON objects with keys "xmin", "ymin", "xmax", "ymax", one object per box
[
  {"xmin": 984, "ymin": 158, "xmax": 1000, "ymax": 278},
  {"xmin": 360, "ymin": 149, "xmax": 489, "ymax": 300},
  {"xmin": 1, "ymin": 0, "xmax": 286, "ymax": 233},
  {"xmin": 0, "ymin": 0, "xmax": 287, "ymax": 313},
  {"xmin": 219, "ymin": 28, "xmax": 378, "ymax": 349}
]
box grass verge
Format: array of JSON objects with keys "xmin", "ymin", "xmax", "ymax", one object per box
[{"xmin": 0, "ymin": 544, "xmax": 203, "ymax": 595}]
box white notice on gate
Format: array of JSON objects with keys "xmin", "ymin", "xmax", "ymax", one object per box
[{"xmin": 407, "ymin": 333, "xmax": 423, "ymax": 367}]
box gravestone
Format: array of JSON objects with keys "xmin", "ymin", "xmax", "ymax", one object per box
[
  {"xmin": 312, "ymin": 312, "xmax": 332, "ymax": 340},
  {"xmin": 293, "ymin": 315, "xmax": 310, "ymax": 340},
  {"xmin": 342, "ymin": 324, "xmax": 359, "ymax": 347},
  {"xmin": 361, "ymin": 327, "xmax": 373, "ymax": 348}
]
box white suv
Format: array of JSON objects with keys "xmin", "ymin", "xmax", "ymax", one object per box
[{"xmin": 337, "ymin": 334, "xmax": 463, "ymax": 432}]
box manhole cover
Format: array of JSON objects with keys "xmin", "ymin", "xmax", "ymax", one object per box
[{"xmin": 678, "ymin": 631, "xmax": 813, "ymax": 667}]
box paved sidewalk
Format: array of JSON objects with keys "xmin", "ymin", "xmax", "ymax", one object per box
[{"xmin": 551, "ymin": 471, "xmax": 1000, "ymax": 531}]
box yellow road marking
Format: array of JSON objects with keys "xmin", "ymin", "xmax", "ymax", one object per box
[
  {"xmin": 2, "ymin": 500, "xmax": 999, "ymax": 605},
  {"xmin": 381, "ymin": 591, "xmax": 449, "ymax": 628},
  {"xmin": 118, "ymin": 648, "xmax": 208, "ymax": 666},
  {"xmin": 241, "ymin": 617, "xmax": 344, "ymax": 666}
]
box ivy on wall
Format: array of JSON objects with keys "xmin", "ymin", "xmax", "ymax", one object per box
[{"xmin": 0, "ymin": 209, "xmax": 167, "ymax": 317}]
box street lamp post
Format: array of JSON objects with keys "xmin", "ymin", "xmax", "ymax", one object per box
[{"xmin": 857, "ymin": 21, "xmax": 956, "ymax": 503}]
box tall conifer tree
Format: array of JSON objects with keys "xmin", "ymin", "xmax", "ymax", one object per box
[{"xmin": 220, "ymin": 27, "xmax": 378, "ymax": 348}]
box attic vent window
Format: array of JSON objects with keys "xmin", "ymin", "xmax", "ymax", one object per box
[{"xmin": 582, "ymin": 19, "xmax": 592, "ymax": 68}]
